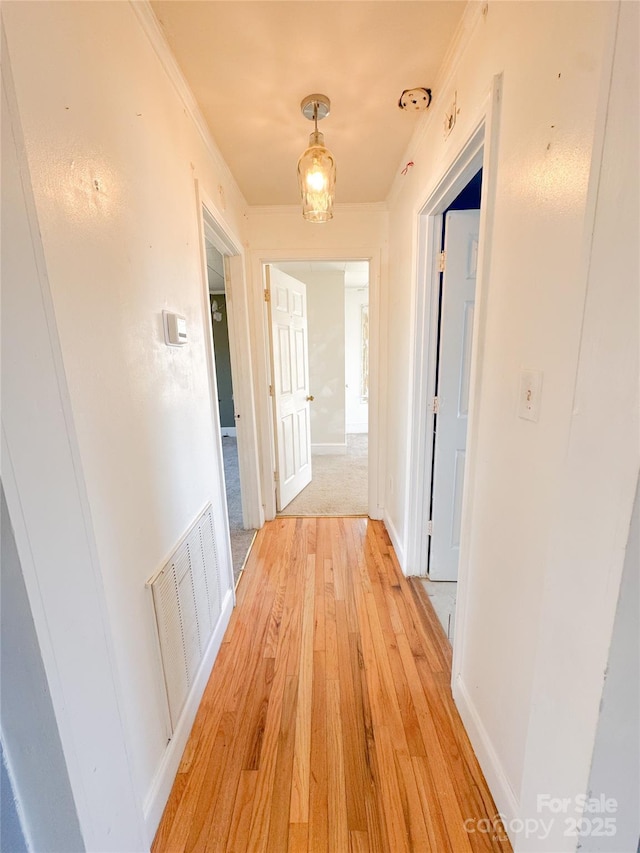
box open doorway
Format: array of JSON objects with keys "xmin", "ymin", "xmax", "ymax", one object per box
[
  {"xmin": 205, "ymin": 239, "xmax": 257, "ymax": 584},
  {"xmin": 266, "ymin": 260, "xmax": 369, "ymax": 516},
  {"xmin": 420, "ymin": 169, "xmax": 482, "ymax": 642}
]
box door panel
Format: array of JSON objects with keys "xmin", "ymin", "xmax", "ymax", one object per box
[
  {"xmin": 429, "ymin": 210, "xmax": 480, "ymax": 580},
  {"xmin": 278, "ymin": 326, "xmax": 292, "ymax": 393},
  {"xmin": 297, "ymin": 407, "xmax": 310, "ymax": 468},
  {"xmin": 280, "ymin": 412, "xmax": 296, "ymax": 486},
  {"xmin": 294, "ymin": 328, "xmax": 306, "ymax": 391},
  {"xmin": 267, "ymin": 266, "xmax": 313, "ymax": 510}
]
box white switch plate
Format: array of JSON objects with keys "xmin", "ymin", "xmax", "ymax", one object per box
[
  {"xmin": 518, "ymin": 369, "xmax": 543, "ymax": 422},
  {"xmin": 163, "ymin": 310, "xmax": 188, "ymax": 346}
]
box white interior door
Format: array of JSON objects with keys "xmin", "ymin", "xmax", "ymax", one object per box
[
  {"xmin": 267, "ymin": 266, "xmax": 313, "ymax": 511},
  {"xmin": 429, "ymin": 210, "xmax": 480, "ymax": 580}
]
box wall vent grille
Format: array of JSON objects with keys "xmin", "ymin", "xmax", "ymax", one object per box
[{"xmin": 149, "ymin": 505, "xmax": 222, "ymax": 730}]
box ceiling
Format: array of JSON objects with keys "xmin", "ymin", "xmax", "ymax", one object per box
[{"xmin": 150, "ymin": 2, "xmax": 466, "ymax": 206}]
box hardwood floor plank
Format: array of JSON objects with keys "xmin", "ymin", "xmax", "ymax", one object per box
[
  {"xmin": 360, "ymin": 584, "xmax": 412, "ymax": 754},
  {"xmin": 283, "ymin": 521, "xmax": 307, "ymax": 681},
  {"xmin": 200, "ymin": 658, "xmax": 274, "ymax": 851},
  {"xmin": 152, "ymin": 518, "xmax": 512, "ymax": 853},
  {"xmin": 151, "ymin": 771, "xmax": 188, "ymax": 852},
  {"xmin": 224, "ymin": 586, "xmax": 276, "ymax": 713},
  {"xmin": 156, "ymin": 698, "xmax": 230, "ymax": 853},
  {"xmin": 224, "ymin": 520, "xmax": 278, "ymax": 644},
  {"xmin": 371, "ymin": 524, "xmax": 447, "ymax": 672},
  {"xmin": 411, "ymin": 754, "xmax": 455, "ymax": 853},
  {"xmin": 184, "ymin": 710, "xmax": 236, "ymax": 851},
  {"xmin": 225, "ymin": 770, "xmax": 257, "ymax": 853},
  {"xmin": 335, "ymin": 602, "xmax": 368, "ymax": 834},
  {"xmin": 289, "ymin": 554, "xmax": 315, "ymax": 823},
  {"xmin": 266, "ymin": 674, "xmax": 298, "ymax": 852},
  {"xmin": 324, "ymin": 556, "xmax": 339, "ymax": 682},
  {"xmin": 342, "ymin": 518, "xmax": 363, "ymax": 634},
  {"xmin": 242, "ymin": 657, "xmax": 275, "ymax": 772},
  {"xmin": 349, "ymin": 830, "xmax": 369, "ymax": 853},
  {"xmin": 245, "ymin": 535, "xmax": 304, "ymax": 851},
  {"xmin": 385, "ymin": 632, "xmax": 426, "ymax": 758},
  {"xmin": 330, "ymin": 516, "xmax": 349, "ymax": 605},
  {"xmin": 287, "ymin": 823, "xmax": 308, "ymax": 853},
  {"xmin": 372, "ymin": 723, "xmax": 411, "ymax": 853},
  {"xmin": 326, "ymin": 677, "xmax": 349, "ymax": 853},
  {"xmin": 308, "ymin": 650, "xmax": 328, "ymax": 853},
  {"xmin": 396, "ymin": 750, "xmax": 433, "ymax": 852},
  {"xmin": 394, "ymin": 631, "xmax": 474, "ymax": 852},
  {"xmin": 313, "ymin": 536, "xmax": 326, "ymax": 652},
  {"xmin": 351, "ymin": 630, "xmax": 386, "ymax": 853},
  {"xmin": 393, "ymin": 582, "xmax": 447, "ymax": 672}
]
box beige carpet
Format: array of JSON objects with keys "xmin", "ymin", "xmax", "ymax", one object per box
[{"xmin": 278, "ymin": 433, "xmax": 368, "ymax": 516}]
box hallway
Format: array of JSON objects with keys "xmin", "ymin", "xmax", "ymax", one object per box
[{"xmin": 152, "ymin": 518, "xmax": 511, "ymax": 852}]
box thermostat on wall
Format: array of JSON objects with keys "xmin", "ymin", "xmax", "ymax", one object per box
[{"xmin": 163, "ymin": 311, "xmax": 188, "ymax": 346}]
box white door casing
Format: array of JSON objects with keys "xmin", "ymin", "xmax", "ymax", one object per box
[
  {"xmin": 266, "ymin": 266, "xmax": 313, "ymax": 510},
  {"xmin": 201, "ymin": 197, "xmax": 264, "ymax": 532},
  {"xmin": 429, "ymin": 210, "xmax": 480, "ymax": 581}
]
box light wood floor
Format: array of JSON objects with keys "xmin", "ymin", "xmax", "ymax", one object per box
[{"xmin": 152, "ymin": 518, "xmax": 512, "ymax": 852}]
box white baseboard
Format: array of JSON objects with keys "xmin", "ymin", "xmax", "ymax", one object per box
[
  {"xmin": 143, "ymin": 588, "xmax": 234, "ymax": 841},
  {"xmin": 383, "ymin": 510, "xmax": 406, "ymax": 571},
  {"xmin": 311, "ymin": 443, "xmax": 347, "ymax": 455},
  {"xmin": 452, "ymin": 674, "xmax": 519, "ymax": 844},
  {"xmin": 220, "ymin": 427, "xmax": 236, "ymax": 438}
]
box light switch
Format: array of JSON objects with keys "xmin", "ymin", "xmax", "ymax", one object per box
[{"xmin": 518, "ymin": 369, "xmax": 543, "ymax": 422}]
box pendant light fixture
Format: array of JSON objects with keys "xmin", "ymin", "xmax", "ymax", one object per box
[{"xmin": 297, "ymin": 94, "xmax": 336, "ymax": 223}]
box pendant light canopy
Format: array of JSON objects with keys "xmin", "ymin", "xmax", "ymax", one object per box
[{"xmin": 297, "ymin": 94, "xmax": 336, "ymax": 223}]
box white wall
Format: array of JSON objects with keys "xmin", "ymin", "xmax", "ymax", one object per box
[
  {"xmin": 2, "ymin": 47, "xmax": 146, "ymax": 848},
  {"xmin": 345, "ymin": 287, "xmax": 369, "ymax": 434},
  {"xmin": 517, "ymin": 3, "xmax": 639, "ymax": 848},
  {"xmin": 2, "ymin": 1, "xmax": 248, "ymax": 846},
  {"xmin": 381, "ymin": 0, "xmax": 637, "ymax": 848}
]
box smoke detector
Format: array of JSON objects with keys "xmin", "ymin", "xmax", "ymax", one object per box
[{"xmin": 398, "ymin": 88, "xmax": 432, "ymax": 111}]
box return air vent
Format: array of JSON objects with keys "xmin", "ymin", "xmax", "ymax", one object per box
[{"xmin": 148, "ymin": 505, "xmax": 222, "ymax": 730}]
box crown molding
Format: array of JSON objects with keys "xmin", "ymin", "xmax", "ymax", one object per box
[{"xmin": 129, "ymin": 0, "xmax": 248, "ymax": 210}]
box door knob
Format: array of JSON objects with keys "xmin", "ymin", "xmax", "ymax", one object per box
[{"xmin": 306, "ymin": 395, "xmax": 315, "ymax": 402}]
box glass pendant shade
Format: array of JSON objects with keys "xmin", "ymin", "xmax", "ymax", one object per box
[{"xmin": 297, "ymin": 130, "xmax": 336, "ymax": 223}]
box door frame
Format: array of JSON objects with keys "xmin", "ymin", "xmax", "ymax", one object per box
[
  {"xmin": 404, "ymin": 131, "xmax": 485, "ymax": 576},
  {"xmin": 197, "ymin": 185, "xmax": 264, "ymax": 532},
  {"xmin": 250, "ymin": 248, "xmax": 383, "ymax": 521},
  {"xmin": 404, "ymin": 75, "xmax": 502, "ymax": 671}
]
